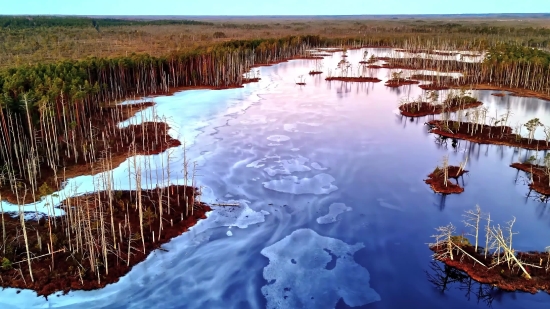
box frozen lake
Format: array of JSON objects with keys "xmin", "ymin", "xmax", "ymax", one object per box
[{"xmin": 2, "ymin": 48, "xmax": 550, "ymax": 309}]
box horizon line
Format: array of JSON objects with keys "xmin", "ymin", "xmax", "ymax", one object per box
[{"xmin": 1, "ymin": 13, "xmax": 549, "ymax": 17}]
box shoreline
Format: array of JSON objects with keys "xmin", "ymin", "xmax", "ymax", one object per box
[
  {"xmin": 0, "ymin": 50, "xmax": 321, "ymax": 205},
  {"xmin": 0, "ymin": 102, "xmax": 180, "ymax": 205},
  {"xmin": 399, "ymin": 100, "xmax": 482, "ymax": 117},
  {"xmin": 384, "ymin": 79, "xmax": 420, "ymax": 88},
  {"xmin": 325, "ymin": 76, "xmax": 382, "ymax": 82},
  {"xmin": 510, "ymin": 162, "xmax": 550, "ymax": 196},
  {"xmin": 0, "ymin": 185, "xmax": 211, "ymax": 297},
  {"xmin": 427, "ymin": 120, "xmax": 550, "ymax": 151}
]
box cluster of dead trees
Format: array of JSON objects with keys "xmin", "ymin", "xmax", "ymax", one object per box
[
  {"xmin": 0, "ymin": 115, "xmax": 202, "ymax": 290},
  {"xmin": 431, "ymin": 205, "xmax": 550, "ymax": 279},
  {"xmin": 399, "ymin": 89, "xmax": 478, "ymax": 115},
  {"xmin": 0, "ymin": 36, "xmax": 320, "ymax": 201}
]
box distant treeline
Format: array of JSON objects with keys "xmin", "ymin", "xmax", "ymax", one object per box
[
  {"xmin": 0, "ymin": 16, "xmax": 213, "ymax": 29},
  {"xmin": 360, "ymin": 23, "xmax": 550, "ymax": 47}
]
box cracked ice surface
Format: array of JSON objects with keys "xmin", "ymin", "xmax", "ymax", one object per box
[{"xmin": 261, "ymin": 228, "xmax": 381, "ymax": 309}]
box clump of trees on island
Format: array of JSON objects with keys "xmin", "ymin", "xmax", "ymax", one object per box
[
  {"xmin": 384, "ymin": 70, "xmax": 420, "ymax": 87},
  {"xmin": 399, "ymin": 89, "xmax": 481, "ymax": 117},
  {"xmin": 425, "ymin": 155, "xmax": 468, "ymax": 194},
  {"xmin": 511, "ymin": 150, "xmax": 550, "ymax": 197},
  {"xmin": 325, "ymin": 52, "xmax": 381, "ymax": 83},
  {"xmin": 430, "ymin": 205, "xmax": 550, "ymax": 294},
  {"xmin": 308, "ymin": 59, "xmax": 323, "ymax": 75},
  {"xmin": 427, "ymin": 105, "xmax": 550, "ymax": 150}
]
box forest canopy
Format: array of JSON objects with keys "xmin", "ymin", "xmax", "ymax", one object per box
[{"xmin": 0, "ymin": 16, "xmax": 213, "ymax": 29}]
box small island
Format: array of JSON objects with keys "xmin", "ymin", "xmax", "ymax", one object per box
[
  {"xmin": 424, "ymin": 156, "xmax": 468, "ymax": 194},
  {"xmin": 296, "ymin": 74, "xmax": 307, "ymax": 85},
  {"xmin": 308, "ymin": 59, "xmax": 323, "ymax": 75},
  {"xmin": 429, "ymin": 206, "xmax": 550, "ymax": 294},
  {"xmin": 510, "ymin": 153, "xmax": 550, "ymax": 196},
  {"xmin": 325, "ymin": 76, "xmax": 382, "ymax": 82},
  {"xmin": 384, "ymin": 71, "xmax": 420, "ymax": 87},
  {"xmin": 325, "ymin": 56, "xmax": 382, "ymax": 83},
  {"xmin": 399, "ymin": 90, "xmax": 482, "ymax": 117}
]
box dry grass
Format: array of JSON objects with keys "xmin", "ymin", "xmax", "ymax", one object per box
[{"xmin": 3, "ymin": 16, "xmax": 550, "ymax": 67}]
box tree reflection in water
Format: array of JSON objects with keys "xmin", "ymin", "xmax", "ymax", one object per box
[{"xmin": 426, "ymin": 260, "xmax": 499, "ymax": 307}]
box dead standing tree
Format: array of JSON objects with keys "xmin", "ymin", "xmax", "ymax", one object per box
[{"xmin": 463, "ymin": 204, "xmax": 482, "ymax": 252}]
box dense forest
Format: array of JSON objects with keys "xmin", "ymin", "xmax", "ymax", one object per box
[{"xmin": 0, "ymin": 16, "xmax": 212, "ymax": 29}]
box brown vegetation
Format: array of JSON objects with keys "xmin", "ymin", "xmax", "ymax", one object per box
[
  {"xmin": 0, "ymin": 103, "xmax": 180, "ymax": 204},
  {"xmin": 430, "ymin": 208, "xmax": 550, "ymax": 294},
  {"xmin": 325, "ymin": 77, "xmax": 381, "ymax": 82},
  {"xmin": 384, "ymin": 78, "xmax": 420, "ymax": 87},
  {"xmin": 0, "ymin": 185, "xmax": 210, "ymax": 297},
  {"xmin": 394, "ymin": 48, "xmax": 460, "ymax": 56},
  {"xmin": 431, "ymin": 243, "xmax": 550, "ymax": 294},
  {"xmin": 399, "ymin": 92, "xmax": 482, "ymax": 117},
  {"xmin": 427, "ymin": 119, "xmax": 550, "ymax": 150},
  {"xmin": 425, "ymin": 162, "xmax": 467, "ymax": 195},
  {"xmin": 510, "ymin": 162, "xmax": 550, "ymax": 196}
]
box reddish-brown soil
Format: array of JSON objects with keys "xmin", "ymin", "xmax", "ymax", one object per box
[
  {"xmin": 410, "ymin": 74, "xmax": 457, "ymax": 84},
  {"xmin": 366, "ymin": 65, "xmax": 382, "ymax": 69},
  {"xmin": 315, "ymin": 48, "xmax": 346, "ymax": 53},
  {"xmin": 325, "ymin": 77, "xmax": 382, "ymax": 83},
  {"xmin": 308, "ymin": 71, "xmax": 323, "ymax": 75},
  {"xmin": 510, "ymin": 163, "xmax": 550, "ymax": 195},
  {"xmin": 384, "ymin": 79, "xmax": 420, "ymax": 87},
  {"xmin": 399, "ymin": 99, "xmax": 482, "ymax": 117},
  {"xmin": 460, "ymin": 53, "xmax": 483, "ymax": 57},
  {"xmin": 419, "ymin": 84, "xmax": 451, "ymax": 90},
  {"xmin": 394, "ymin": 49, "xmax": 460, "ymax": 56},
  {"xmin": 373, "ymin": 57, "xmax": 468, "ymax": 73},
  {"xmin": 427, "ymin": 120, "xmax": 550, "ymax": 151},
  {"xmin": 242, "ymin": 77, "xmax": 261, "ymax": 84},
  {"xmin": 456, "ymin": 84, "xmax": 550, "ymax": 102},
  {"xmin": 296, "ymin": 56, "xmax": 325, "ymax": 60},
  {"xmin": 430, "ymin": 243, "xmax": 550, "ymax": 294},
  {"xmin": 0, "ymin": 185, "xmax": 211, "ymax": 297},
  {"xmin": 249, "ymin": 54, "xmax": 328, "ymax": 69},
  {"xmin": 0, "ymin": 103, "xmax": 181, "ymax": 204},
  {"xmin": 425, "ymin": 165, "xmax": 467, "ymax": 194},
  {"xmin": 491, "ymin": 92, "xmax": 506, "ymax": 97}
]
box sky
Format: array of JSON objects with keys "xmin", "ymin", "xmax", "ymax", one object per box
[{"xmin": 1, "ymin": 0, "xmax": 547, "ymax": 16}]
